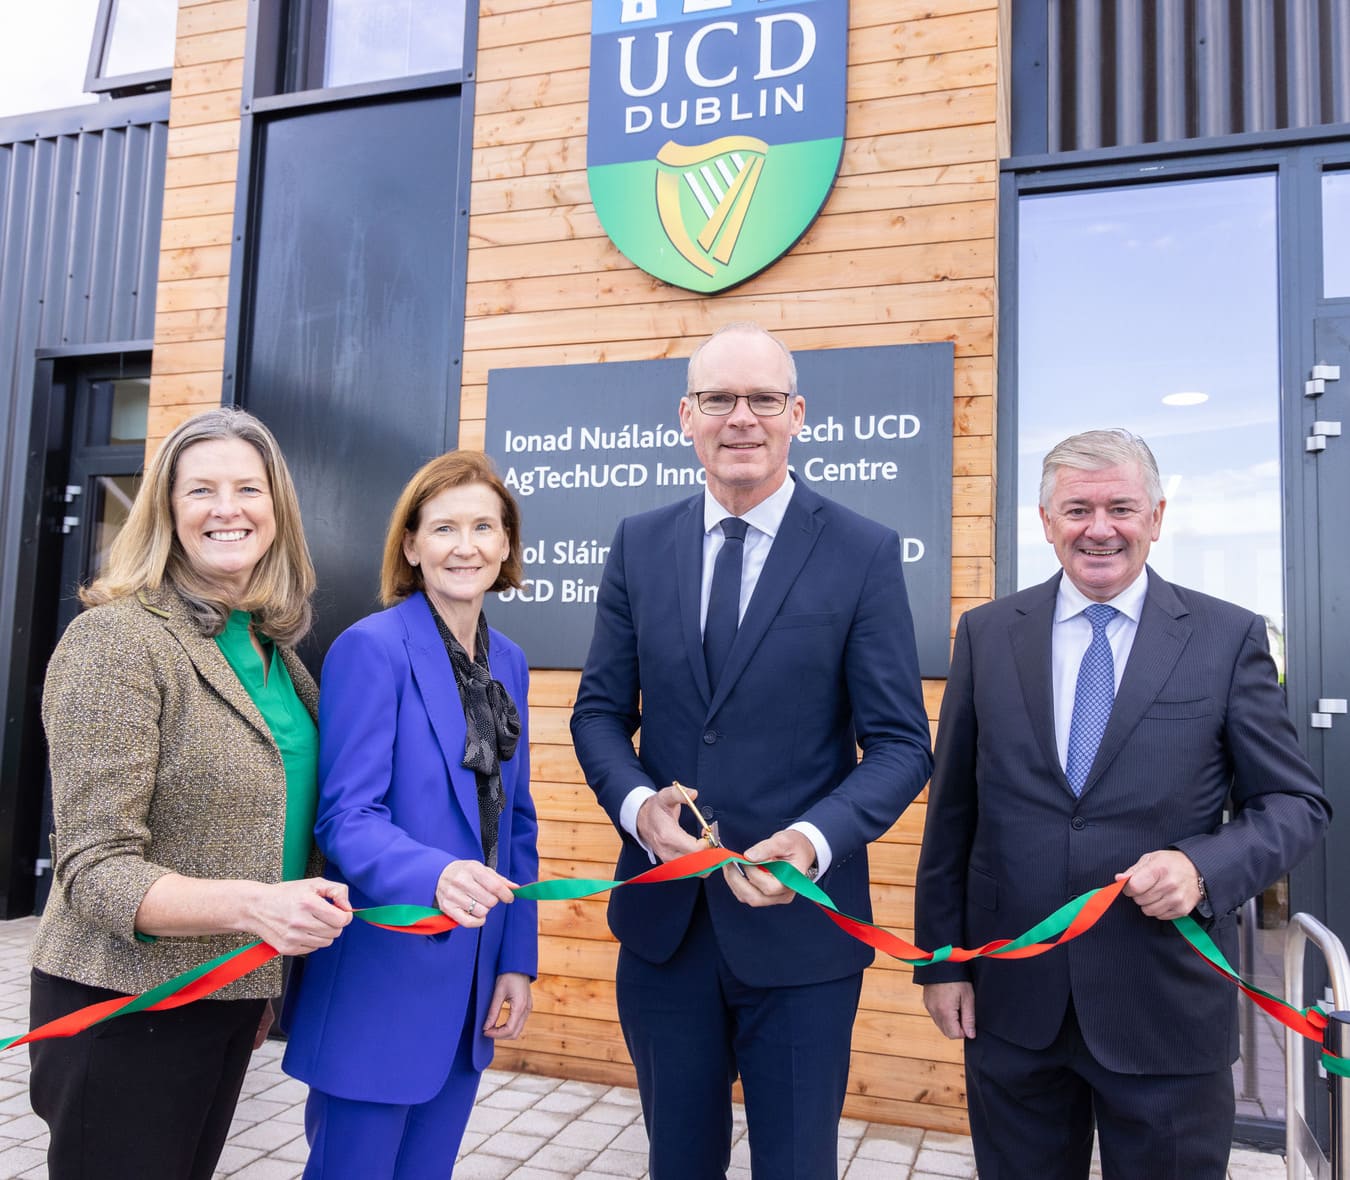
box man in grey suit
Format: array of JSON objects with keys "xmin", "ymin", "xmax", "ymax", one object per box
[{"xmin": 914, "ymin": 429, "xmax": 1330, "ymax": 1179}]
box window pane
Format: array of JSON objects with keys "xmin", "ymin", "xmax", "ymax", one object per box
[
  {"xmin": 88, "ymin": 474, "xmax": 142, "ymax": 576},
  {"xmin": 1324, "ymin": 171, "xmax": 1350, "ymax": 298},
  {"xmin": 323, "ymin": 0, "xmax": 464, "ymax": 88},
  {"xmin": 102, "ymin": 0, "xmax": 177, "ymax": 78},
  {"xmin": 1016, "ymin": 174, "xmax": 1287, "ymax": 1127},
  {"xmin": 85, "ymin": 377, "xmax": 149, "ymax": 446},
  {"xmin": 1016, "ymin": 175, "xmax": 1283, "ymax": 641},
  {"xmin": 0, "ymin": 0, "xmax": 100, "ymax": 118},
  {"xmin": 109, "ymin": 378, "xmax": 150, "ymax": 444}
]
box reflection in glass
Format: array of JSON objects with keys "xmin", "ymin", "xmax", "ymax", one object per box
[
  {"xmin": 1324, "ymin": 172, "xmax": 1350, "ymax": 299},
  {"xmin": 1017, "ymin": 175, "xmax": 1282, "ymax": 639},
  {"xmin": 109, "ymin": 378, "xmax": 150, "ymax": 444},
  {"xmin": 89, "ymin": 474, "xmax": 141, "ymax": 576},
  {"xmin": 0, "ymin": 0, "xmax": 100, "ymax": 117},
  {"xmin": 103, "ymin": 0, "xmax": 177, "ymax": 78},
  {"xmin": 324, "ymin": 0, "xmax": 464, "ymax": 88},
  {"xmin": 86, "ymin": 378, "xmax": 149, "ymax": 446}
]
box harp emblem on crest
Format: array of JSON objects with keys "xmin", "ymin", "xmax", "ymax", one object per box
[
  {"xmin": 586, "ymin": 0, "xmax": 846, "ymax": 292},
  {"xmin": 654, "ymin": 136, "xmax": 769, "ymax": 277}
]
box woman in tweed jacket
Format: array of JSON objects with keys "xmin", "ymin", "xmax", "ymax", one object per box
[{"xmin": 29, "ymin": 408, "xmax": 351, "ymax": 1180}]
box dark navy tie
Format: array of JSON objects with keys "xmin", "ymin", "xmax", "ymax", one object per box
[
  {"xmin": 1065, "ymin": 603, "xmax": 1118, "ymax": 795},
  {"xmin": 704, "ymin": 518, "xmax": 748, "ymax": 693}
]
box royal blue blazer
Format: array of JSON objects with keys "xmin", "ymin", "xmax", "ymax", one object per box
[{"xmin": 283, "ymin": 592, "xmax": 538, "ymax": 1105}]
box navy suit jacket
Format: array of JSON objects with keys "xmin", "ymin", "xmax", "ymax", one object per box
[
  {"xmin": 571, "ymin": 479, "xmax": 933, "ymax": 987},
  {"xmin": 914, "ymin": 569, "xmax": 1330, "ymax": 1074},
  {"xmin": 283, "ymin": 592, "xmax": 539, "ymax": 1104}
]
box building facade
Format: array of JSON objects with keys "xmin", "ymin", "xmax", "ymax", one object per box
[{"xmin": 0, "ymin": 0, "xmax": 1346, "ymax": 1143}]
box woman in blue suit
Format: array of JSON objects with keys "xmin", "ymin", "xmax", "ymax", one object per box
[{"xmin": 283, "ymin": 451, "xmax": 538, "ymax": 1179}]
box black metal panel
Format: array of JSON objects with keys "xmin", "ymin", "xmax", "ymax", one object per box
[
  {"xmin": 1018, "ymin": 0, "xmax": 1350, "ymax": 156},
  {"xmin": 0, "ymin": 102, "xmax": 165, "ymax": 917},
  {"xmin": 238, "ymin": 91, "xmax": 467, "ymax": 669},
  {"xmin": 1012, "ymin": 0, "xmax": 1051, "ymax": 156}
]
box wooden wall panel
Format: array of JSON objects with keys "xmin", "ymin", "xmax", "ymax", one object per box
[
  {"xmin": 474, "ymin": 0, "xmax": 1002, "ymax": 1135},
  {"xmin": 143, "ymin": 0, "xmax": 1003, "ymax": 1135},
  {"xmin": 146, "ymin": 0, "xmax": 247, "ymax": 456}
]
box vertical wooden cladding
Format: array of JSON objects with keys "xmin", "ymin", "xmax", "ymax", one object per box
[
  {"xmin": 467, "ymin": 0, "xmax": 1000, "ymax": 1132},
  {"xmin": 147, "ymin": 0, "xmax": 248, "ymax": 454}
]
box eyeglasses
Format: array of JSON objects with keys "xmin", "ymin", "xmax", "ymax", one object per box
[{"xmin": 691, "ymin": 391, "xmax": 791, "ymax": 417}]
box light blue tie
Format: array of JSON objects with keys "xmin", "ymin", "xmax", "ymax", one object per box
[{"xmin": 1065, "ymin": 604, "xmax": 1118, "ymax": 795}]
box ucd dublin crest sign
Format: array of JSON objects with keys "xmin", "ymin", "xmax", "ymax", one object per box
[{"xmin": 588, "ymin": 0, "xmax": 848, "ymax": 294}]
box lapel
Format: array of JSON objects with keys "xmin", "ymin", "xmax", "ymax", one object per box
[
  {"xmin": 399, "ymin": 592, "xmax": 480, "ymax": 830},
  {"xmin": 142, "ymin": 588, "xmax": 273, "ymax": 744},
  {"xmin": 1008, "ymin": 574, "xmax": 1067, "ymax": 794},
  {"xmin": 707, "ymin": 480, "xmax": 824, "ymax": 717},
  {"xmin": 1081, "ymin": 568, "xmax": 1192, "ymax": 795},
  {"xmin": 277, "ymin": 646, "xmax": 319, "ymax": 720},
  {"xmin": 675, "ymin": 495, "xmax": 713, "ymax": 704}
]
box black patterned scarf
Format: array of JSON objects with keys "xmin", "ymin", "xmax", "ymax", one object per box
[{"xmin": 432, "ymin": 609, "xmax": 520, "ymax": 869}]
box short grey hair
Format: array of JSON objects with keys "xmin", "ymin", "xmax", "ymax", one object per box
[
  {"xmin": 1039, "ymin": 429, "xmax": 1164, "ymax": 510},
  {"xmin": 686, "ymin": 322, "xmax": 799, "ymax": 396}
]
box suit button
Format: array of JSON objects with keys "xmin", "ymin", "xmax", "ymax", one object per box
[
  {"xmin": 1071, "ymin": 817, "xmax": 1086, "ymax": 831},
  {"xmin": 703, "ymin": 730, "xmax": 718, "ymax": 745}
]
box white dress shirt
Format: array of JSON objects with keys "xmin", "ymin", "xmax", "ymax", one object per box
[
  {"xmin": 620, "ymin": 477, "xmax": 833, "ymax": 874},
  {"xmin": 1051, "ymin": 568, "xmax": 1149, "ymax": 772}
]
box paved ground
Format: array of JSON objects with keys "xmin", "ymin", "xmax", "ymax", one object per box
[{"xmin": 0, "ymin": 917, "xmax": 1292, "ymax": 1179}]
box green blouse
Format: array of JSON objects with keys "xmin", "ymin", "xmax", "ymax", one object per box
[{"xmin": 215, "ymin": 610, "xmax": 318, "ymax": 882}]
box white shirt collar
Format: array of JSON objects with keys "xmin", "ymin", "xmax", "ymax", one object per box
[
  {"xmin": 1054, "ymin": 567, "xmax": 1149, "ymax": 624},
  {"xmin": 702, "ymin": 474, "xmax": 795, "ymax": 539}
]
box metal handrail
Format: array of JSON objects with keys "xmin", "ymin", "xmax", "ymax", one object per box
[{"xmin": 1285, "ymin": 913, "xmax": 1350, "ymax": 1180}]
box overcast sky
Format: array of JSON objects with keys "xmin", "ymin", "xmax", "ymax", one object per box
[
  {"xmin": 0, "ymin": 0, "xmax": 184, "ymax": 119},
  {"xmin": 0, "ymin": 0, "xmax": 102, "ymax": 118}
]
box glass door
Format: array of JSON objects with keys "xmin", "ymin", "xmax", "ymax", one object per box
[
  {"xmin": 1312, "ymin": 164, "xmax": 1350, "ymax": 947},
  {"xmin": 35, "ymin": 364, "xmax": 149, "ymax": 912},
  {"xmin": 1012, "ymin": 169, "xmax": 1293, "ymax": 1129}
]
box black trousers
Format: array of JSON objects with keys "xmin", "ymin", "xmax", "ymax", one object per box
[
  {"xmin": 964, "ymin": 998, "xmax": 1235, "ymax": 1180},
  {"xmin": 29, "ymin": 968, "xmax": 267, "ymax": 1180}
]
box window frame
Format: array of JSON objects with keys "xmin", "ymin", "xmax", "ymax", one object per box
[
  {"xmin": 997, "ymin": 137, "xmax": 1350, "ymax": 1150},
  {"xmin": 250, "ymin": 0, "xmax": 473, "ymax": 104},
  {"xmin": 84, "ymin": 0, "xmax": 174, "ymax": 99}
]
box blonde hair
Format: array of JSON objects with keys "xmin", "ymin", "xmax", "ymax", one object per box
[
  {"xmin": 82, "ymin": 407, "xmax": 316, "ymax": 645},
  {"xmin": 380, "ymin": 451, "xmax": 524, "ymax": 606}
]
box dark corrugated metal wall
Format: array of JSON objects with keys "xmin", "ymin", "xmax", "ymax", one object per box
[
  {"xmin": 0, "ymin": 107, "xmax": 166, "ymax": 914},
  {"xmin": 0, "ymin": 119, "xmax": 165, "ymax": 372},
  {"xmin": 0, "ymin": 110, "xmax": 166, "ymax": 658},
  {"xmin": 1043, "ymin": 0, "xmax": 1350, "ymax": 152}
]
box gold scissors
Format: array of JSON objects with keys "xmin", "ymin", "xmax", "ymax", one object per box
[{"xmin": 672, "ymin": 781, "xmax": 748, "ymax": 878}]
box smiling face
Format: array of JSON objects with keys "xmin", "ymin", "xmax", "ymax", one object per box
[
  {"xmin": 680, "ymin": 329, "xmax": 804, "ymax": 515},
  {"xmin": 1040, "ymin": 462, "xmax": 1165, "ymax": 602},
  {"xmin": 172, "ymin": 437, "xmax": 277, "ymax": 603},
  {"xmin": 403, "ymin": 482, "xmax": 511, "ymax": 623}
]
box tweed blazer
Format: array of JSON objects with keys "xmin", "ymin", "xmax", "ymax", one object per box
[{"xmin": 30, "ymin": 585, "xmax": 320, "ymax": 1000}]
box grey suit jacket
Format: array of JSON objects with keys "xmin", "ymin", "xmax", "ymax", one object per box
[
  {"xmin": 31, "ymin": 585, "xmax": 319, "ymax": 1000},
  {"xmin": 914, "ymin": 568, "xmax": 1330, "ymax": 1074}
]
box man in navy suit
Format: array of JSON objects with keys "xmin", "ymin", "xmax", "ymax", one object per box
[
  {"xmin": 915, "ymin": 428, "xmax": 1330, "ymax": 1179},
  {"xmin": 571, "ymin": 322, "xmax": 933, "ymax": 1179}
]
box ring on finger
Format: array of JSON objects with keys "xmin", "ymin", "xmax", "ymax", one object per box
[{"xmin": 467, "ymin": 896, "xmax": 478, "ymax": 916}]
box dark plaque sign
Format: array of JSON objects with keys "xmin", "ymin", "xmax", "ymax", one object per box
[{"xmin": 484, "ymin": 343, "xmax": 953, "ymax": 676}]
